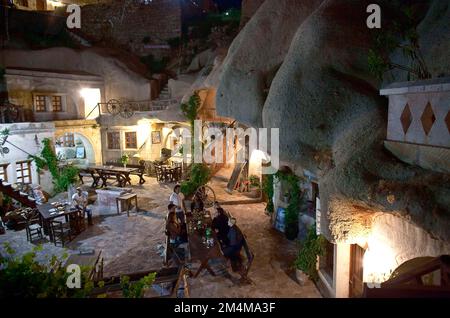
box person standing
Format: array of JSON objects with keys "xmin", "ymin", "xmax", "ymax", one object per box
[
  {"xmin": 169, "ymin": 185, "xmax": 185, "ymax": 224},
  {"xmin": 72, "ymin": 187, "xmax": 93, "ymax": 225}
]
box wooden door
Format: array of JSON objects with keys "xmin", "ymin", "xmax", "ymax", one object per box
[
  {"xmin": 36, "ymin": 0, "xmax": 46, "ymax": 10},
  {"xmin": 349, "ymin": 244, "xmax": 365, "ymax": 297}
]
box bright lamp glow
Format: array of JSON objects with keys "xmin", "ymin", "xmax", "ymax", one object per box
[
  {"xmin": 363, "ymin": 236, "xmax": 397, "ymax": 284},
  {"xmin": 80, "ymin": 88, "xmax": 101, "ymax": 119}
]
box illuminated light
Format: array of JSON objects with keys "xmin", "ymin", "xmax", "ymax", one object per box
[
  {"xmin": 80, "ymin": 88, "xmax": 101, "ymax": 119},
  {"xmin": 363, "ymin": 236, "xmax": 397, "ymax": 285},
  {"xmin": 47, "ymin": 0, "xmax": 65, "ymax": 7}
]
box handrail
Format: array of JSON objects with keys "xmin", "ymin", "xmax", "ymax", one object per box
[{"xmin": 98, "ymin": 98, "xmax": 179, "ymax": 115}]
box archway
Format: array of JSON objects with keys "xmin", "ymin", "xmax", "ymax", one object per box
[{"xmin": 54, "ymin": 132, "xmax": 96, "ymax": 165}]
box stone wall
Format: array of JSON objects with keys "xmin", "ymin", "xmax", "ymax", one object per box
[{"xmin": 80, "ymin": 0, "xmax": 182, "ymax": 57}]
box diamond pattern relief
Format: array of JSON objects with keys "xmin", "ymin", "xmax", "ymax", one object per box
[
  {"xmin": 446, "ymin": 111, "xmax": 450, "ymax": 134},
  {"xmin": 421, "ymin": 102, "xmax": 436, "ymax": 136},
  {"xmin": 400, "ymin": 103, "xmax": 412, "ymax": 134}
]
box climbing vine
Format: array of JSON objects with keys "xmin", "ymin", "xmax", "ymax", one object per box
[
  {"xmin": 275, "ymin": 171, "xmax": 305, "ymax": 239},
  {"xmin": 30, "ymin": 138, "xmax": 79, "ymax": 194},
  {"xmin": 367, "ymin": 3, "xmax": 430, "ymax": 81}
]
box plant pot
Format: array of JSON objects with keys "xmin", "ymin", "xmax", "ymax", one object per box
[
  {"xmin": 285, "ymin": 223, "xmax": 298, "ymax": 240},
  {"xmin": 295, "ymin": 269, "xmax": 308, "ymax": 286},
  {"xmin": 244, "ymin": 187, "xmax": 261, "ymax": 199}
]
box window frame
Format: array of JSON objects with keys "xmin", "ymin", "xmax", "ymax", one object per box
[
  {"xmin": 0, "ymin": 163, "xmax": 9, "ymax": 182},
  {"xmin": 16, "ymin": 160, "xmax": 32, "ymax": 184},
  {"xmin": 124, "ymin": 131, "xmax": 138, "ymax": 149},
  {"xmin": 51, "ymin": 95, "xmax": 63, "ymax": 112},
  {"xmin": 107, "ymin": 131, "xmax": 121, "ymax": 150},
  {"xmin": 34, "ymin": 94, "xmax": 47, "ymax": 112}
]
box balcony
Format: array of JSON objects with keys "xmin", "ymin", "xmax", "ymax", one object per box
[{"xmin": 380, "ymin": 77, "xmax": 450, "ymax": 173}]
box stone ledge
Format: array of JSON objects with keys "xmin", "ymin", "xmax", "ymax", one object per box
[
  {"xmin": 380, "ymin": 77, "xmax": 450, "ymax": 95},
  {"xmin": 384, "ymin": 140, "xmax": 450, "ymax": 174}
]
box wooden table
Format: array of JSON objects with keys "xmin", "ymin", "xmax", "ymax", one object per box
[
  {"xmin": 37, "ymin": 203, "xmax": 80, "ymax": 242},
  {"xmin": 185, "ymin": 210, "xmax": 224, "ymax": 278},
  {"xmin": 116, "ymin": 193, "xmax": 138, "ymax": 217},
  {"xmin": 89, "ymin": 165, "xmax": 139, "ymax": 187}
]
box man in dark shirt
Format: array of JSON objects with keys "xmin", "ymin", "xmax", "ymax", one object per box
[
  {"xmin": 222, "ymin": 217, "xmax": 244, "ymax": 260},
  {"xmin": 211, "ymin": 207, "xmax": 229, "ymax": 246}
]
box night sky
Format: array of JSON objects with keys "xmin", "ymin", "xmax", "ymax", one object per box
[{"xmin": 213, "ymin": 0, "xmax": 243, "ymax": 11}]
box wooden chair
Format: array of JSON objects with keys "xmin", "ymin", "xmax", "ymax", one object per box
[
  {"xmin": 25, "ymin": 210, "xmax": 43, "ymax": 243},
  {"xmin": 240, "ymin": 235, "xmax": 254, "ymax": 282},
  {"xmin": 69, "ymin": 209, "xmax": 86, "ymax": 235},
  {"xmin": 130, "ymin": 163, "xmax": 146, "ymax": 184},
  {"xmin": 155, "ymin": 166, "xmax": 161, "ymax": 181},
  {"xmin": 51, "ymin": 219, "xmax": 73, "ymax": 247}
]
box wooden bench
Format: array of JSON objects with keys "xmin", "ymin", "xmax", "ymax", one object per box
[
  {"xmin": 79, "ymin": 169, "xmax": 101, "ymax": 188},
  {"xmin": 105, "ymin": 161, "xmax": 146, "ymax": 184},
  {"xmin": 116, "ymin": 193, "xmax": 138, "ymax": 217}
]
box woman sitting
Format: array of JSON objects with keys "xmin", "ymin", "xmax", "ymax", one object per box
[{"xmin": 166, "ymin": 206, "xmax": 183, "ymax": 246}]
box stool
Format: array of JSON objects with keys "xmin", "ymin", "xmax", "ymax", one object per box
[{"xmin": 116, "ymin": 193, "xmax": 138, "ymax": 217}]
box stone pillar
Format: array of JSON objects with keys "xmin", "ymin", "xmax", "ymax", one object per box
[{"xmin": 333, "ymin": 243, "xmax": 351, "ymax": 298}]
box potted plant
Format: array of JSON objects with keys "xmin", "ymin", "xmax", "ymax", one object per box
[
  {"xmin": 120, "ymin": 154, "xmax": 130, "ymax": 168},
  {"xmin": 246, "ymin": 175, "xmax": 261, "ymax": 198},
  {"xmin": 294, "ymin": 226, "xmax": 325, "ymax": 285}
]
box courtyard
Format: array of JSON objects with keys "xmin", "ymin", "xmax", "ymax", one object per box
[{"xmin": 0, "ymin": 174, "xmax": 320, "ymax": 298}]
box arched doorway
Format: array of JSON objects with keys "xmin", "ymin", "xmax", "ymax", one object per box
[{"xmin": 54, "ymin": 132, "xmax": 96, "ymax": 165}]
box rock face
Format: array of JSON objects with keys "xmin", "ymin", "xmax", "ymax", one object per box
[
  {"xmin": 216, "ymin": 0, "xmax": 324, "ymax": 128},
  {"xmin": 240, "ymin": 0, "xmax": 266, "ymax": 28},
  {"xmin": 216, "ymin": 0, "xmax": 450, "ymax": 243}
]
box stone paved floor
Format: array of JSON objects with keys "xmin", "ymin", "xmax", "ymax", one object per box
[{"xmin": 0, "ymin": 174, "xmax": 321, "ymax": 297}]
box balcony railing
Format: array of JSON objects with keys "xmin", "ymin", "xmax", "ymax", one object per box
[{"xmin": 95, "ymin": 98, "xmax": 179, "ymax": 119}]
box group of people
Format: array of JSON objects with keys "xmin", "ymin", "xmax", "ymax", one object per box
[{"xmin": 165, "ymin": 185, "xmax": 245, "ymax": 268}]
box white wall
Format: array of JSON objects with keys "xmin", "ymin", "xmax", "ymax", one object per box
[
  {"xmin": 362, "ymin": 213, "xmax": 450, "ymax": 285},
  {"xmin": 0, "ymin": 122, "xmax": 55, "ymax": 193}
]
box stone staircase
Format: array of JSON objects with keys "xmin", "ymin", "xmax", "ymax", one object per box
[
  {"xmin": 0, "ymin": 179, "xmax": 37, "ymax": 208},
  {"xmin": 157, "ymin": 84, "xmax": 171, "ymax": 101}
]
